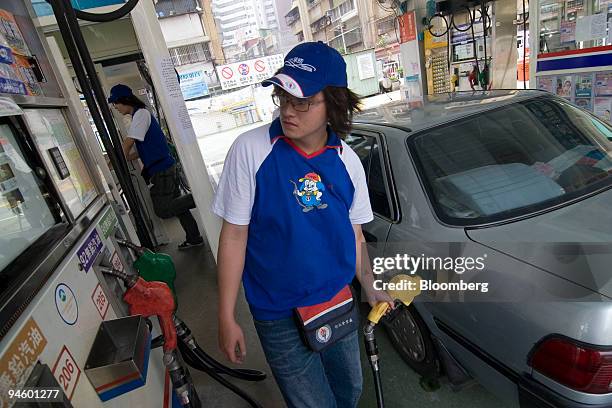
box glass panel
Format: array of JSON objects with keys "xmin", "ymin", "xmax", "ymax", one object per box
[
  {"xmin": 23, "ymin": 109, "xmax": 97, "ymax": 218},
  {"xmin": 0, "ymin": 124, "xmax": 57, "ymax": 271},
  {"xmin": 368, "ymin": 140, "xmax": 392, "ymax": 219},
  {"xmin": 538, "ymin": 0, "xmax": 611, "ymax": 54},
  {"xmin": 344, "ymin": 133, "xmax": 372, "ymax": 174},
  {"xmin": 31, "ymin": 0, "xmax": 125, "ymax": 17},
  {"xmin": 411, "ymin": 97, "xmax": 612, "ymax": 224}
]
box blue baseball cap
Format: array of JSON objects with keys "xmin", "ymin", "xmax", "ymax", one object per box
[
  {"xmin": 262, "ymin": 41, "xmax": 347, "ymax": 98},
  {"xmin": 108, "ymin": 84, "xmax": 133, "ymax": 103}
]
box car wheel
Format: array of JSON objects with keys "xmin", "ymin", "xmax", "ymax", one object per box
[{"xmin": 383, "ymin": 304, "xmax": 441, "ymax": 379}]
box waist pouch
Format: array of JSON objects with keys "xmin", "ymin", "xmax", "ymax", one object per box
[{"xmin": 294, "ymin": 285, "xmax": 358, "ymax": 352}]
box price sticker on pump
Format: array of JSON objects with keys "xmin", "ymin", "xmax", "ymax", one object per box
[
  {"xmin": 51, "ymin": 346, "xmax": 81, "ymax": 400},
  {"xmin": 91, "ymin": 283, "xmax": 109, "ymax": 319},
  {"xmin": 110, "ymin": 251, "xmax": 124, "ymax": 272}
]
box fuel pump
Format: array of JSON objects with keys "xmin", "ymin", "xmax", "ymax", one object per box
[{"xmin": 100, "ymin": 240, "xmax": 267, "ymax": 408}]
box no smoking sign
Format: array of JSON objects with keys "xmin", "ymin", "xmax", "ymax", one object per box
[
  {"xmin": 221, "ymin": 67, "xmax": 233, "ymax": 79},
  {"xmin": 254, "ymin": 60, "xmax": 266, "ymax": 72}
]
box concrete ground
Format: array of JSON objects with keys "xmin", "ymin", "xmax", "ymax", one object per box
[{"xmin": 161, "ymin": 219, "xmax": 512, "ymax": 408}]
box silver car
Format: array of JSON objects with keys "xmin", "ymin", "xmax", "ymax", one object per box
[{"xmin": 350, "ymin": 90, "xmax": 612, "ymax": 408}]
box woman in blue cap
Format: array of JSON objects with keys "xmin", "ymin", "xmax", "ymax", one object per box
[
  {"xmin": 108, "ymin": 84, "xmax": 203, "ymax": 249},
  {"xmin": 212, "ymin": 41, "xmax": 393, "ymax": 407}
]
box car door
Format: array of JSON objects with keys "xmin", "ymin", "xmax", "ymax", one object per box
[{"xmin": 345, "ymin": 129, "xmax": 398, "ymax": 256}]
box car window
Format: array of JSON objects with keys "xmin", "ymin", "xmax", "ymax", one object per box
[
  {"xmin": 345, "ymin": 133, "xmax": 372, "ymax": 174},
  {"xmin": 347, "ymin": 132, "xmax": 393, "ymax": 219},
  {"xmin": 409, "ymin": 97, "xmax": 612, "ymax": 225},
  {"xmin": 369, "ymin": 140, "xmax": 392, "ymax": 219}
]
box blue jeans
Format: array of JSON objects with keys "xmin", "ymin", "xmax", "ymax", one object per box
[{"xmin": 254, "ymin": 317, "xmax": 363, "ymax": 408}]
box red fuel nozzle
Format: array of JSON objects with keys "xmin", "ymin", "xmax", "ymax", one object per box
[{"xmin": 123, "ymin": 277, "xmax": 177, "ymax": 352}]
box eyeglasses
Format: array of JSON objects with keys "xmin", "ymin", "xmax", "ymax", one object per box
[{"xmin": 272, "ymin": 94, "xmax": 324, "ymax": 112}]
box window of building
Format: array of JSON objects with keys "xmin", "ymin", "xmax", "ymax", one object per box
[
  {"xmin": 376, "ymin": 16, "xmax": 396, "ymax": 36},
  {"xmin": 538, "ymin": 0, "xmax": 612, "ymax": 54},
  {"xmin": 155, "ymin": 0, "xmax": 200, "ymax": 18},
  {"xmin": 169, "ymin": 42, "xmax": 212, "ymax": 66},
  {"xmin": 286, "ymin": 8, "xmax": 301, "ymax": 26},
  {"xmin": 330, "ymin": 0, "xmax": 356, "ymax": 22}
]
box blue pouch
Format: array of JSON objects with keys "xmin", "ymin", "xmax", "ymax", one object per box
[{"xmin": 294, "ymin": 285, "xmax": 359, "ymax": 352}]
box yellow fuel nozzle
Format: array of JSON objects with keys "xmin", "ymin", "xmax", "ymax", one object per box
[
  {"xmin": 367, "ymin": 274, "xmax": 422, "ymax": 325},
  {"xmin": 367, "ymin": 302, "xmax": 390, "ymax": 325}
]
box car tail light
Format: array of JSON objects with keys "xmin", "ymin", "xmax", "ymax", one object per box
[{"xmin": 529, "ymin": 336, "xmax": 612, "ymax": 394}]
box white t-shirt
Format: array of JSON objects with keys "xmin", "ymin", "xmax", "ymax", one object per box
[
  {"xmin": 211, "ymin": 121, "xmax": 373, "ymax": 226},
  {"xmin": 210, "ymin": 118, "xmax": 374, "ymax": 320},
  {"xmin": 127, "ymin": 109, "xmax": 151, "ymax": 142}
]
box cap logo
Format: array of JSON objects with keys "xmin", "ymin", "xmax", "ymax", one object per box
[
  {"xmin": 285, "ymin": 57, "xmax": 316, "ymax": 72},
  {"xmin": 274, "ymin": 73, "xmax": 304, "ymax": 97}
]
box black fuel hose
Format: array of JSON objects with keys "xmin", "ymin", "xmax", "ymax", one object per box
[
  {"xmin": 72, "ymin": 0, "xmax": 140, "ymax": 22},
  {"xmin": 177, "ymin": 341, "xmax": 263, "ymax": 408},
  {"xmin": 193, "ymin": 346, "xmax": 266, "ymax": 381},
  {"xmin": 175, "ymin": 319, "xmax": 266, "ymax": 382},
  {"xmin": 155, "ymin": 333, "xmax": 265, "ymax": 380}
]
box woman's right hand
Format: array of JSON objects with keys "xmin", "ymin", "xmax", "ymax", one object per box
[{"xmin": 218, "ymin": 316, "xmax": 247, "ymax": 364}]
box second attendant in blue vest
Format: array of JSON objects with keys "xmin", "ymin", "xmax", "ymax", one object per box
[{"xmin": 109, "ymin": 84, "xmax": 203, "ymax": 250}]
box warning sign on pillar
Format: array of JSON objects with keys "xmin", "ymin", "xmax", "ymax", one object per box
[{"xmin": 399, "ymin": 11, "xmax": 417, "ymax": 43}]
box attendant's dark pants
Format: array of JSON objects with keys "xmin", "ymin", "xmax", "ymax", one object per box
[{"xmin": 149, "ymin": 164, "xmax": 201, "ymax": 243}]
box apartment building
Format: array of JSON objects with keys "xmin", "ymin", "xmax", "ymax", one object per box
[
  {"xmin": 285, "ymin": 0, "xmax": 400, "ymax": 65},
  {"xmin": 212, "ymin": 0, "xmax": 282, "ymax": 61},
  {"xmin": 155, "ymin": 0, "xmax": 224, "ymax": 94}
]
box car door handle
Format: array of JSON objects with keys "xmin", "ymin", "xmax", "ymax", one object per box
[{"xmin": 363, "ymin": 231, "xmax": 377, "ymax": 242}]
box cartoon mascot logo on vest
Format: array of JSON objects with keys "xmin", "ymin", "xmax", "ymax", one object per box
[{"xmin": 290, "ymin": 172, "xmax": 328, "ymax": 213}]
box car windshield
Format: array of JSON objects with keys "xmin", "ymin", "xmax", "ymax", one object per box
[{"xmin": 409, "ymin": 96, "xmax": 612, "ymax": 225}]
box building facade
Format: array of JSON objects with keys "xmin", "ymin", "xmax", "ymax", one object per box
[
  {"xmin": 212, "ymin": 0, "xmax": 282, "ymax": 61},
  {"xmin": 155, "ymin": 0, "xmax": 224, "ymax": 95},
  {"xmin": 284, "ymin": 0, "xmax": 400, "ymax": 71}
]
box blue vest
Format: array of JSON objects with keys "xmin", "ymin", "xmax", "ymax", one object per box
[
  {"xmin": 245, "ymin": 119, "xmax": 357, "ymax": 320},
  {"xmin": 134, "ymin": 108, "xmax": 174, "ymax": 176}
]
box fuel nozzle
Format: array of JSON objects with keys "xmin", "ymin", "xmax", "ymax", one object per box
[
  {"xmin": 363, "ymin": 274, "xmax": 422, "ymax": 408},
  {"xmin": 116, "ymin": 239, "xmax": 148, "ymax": 257},
  {"xmin": 99, "ymin": 266, "xmax": 138, "ymax": 287},
  {"xmin": 363, "ymin": 322, "xmax": 380, "ymax": 367}
]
